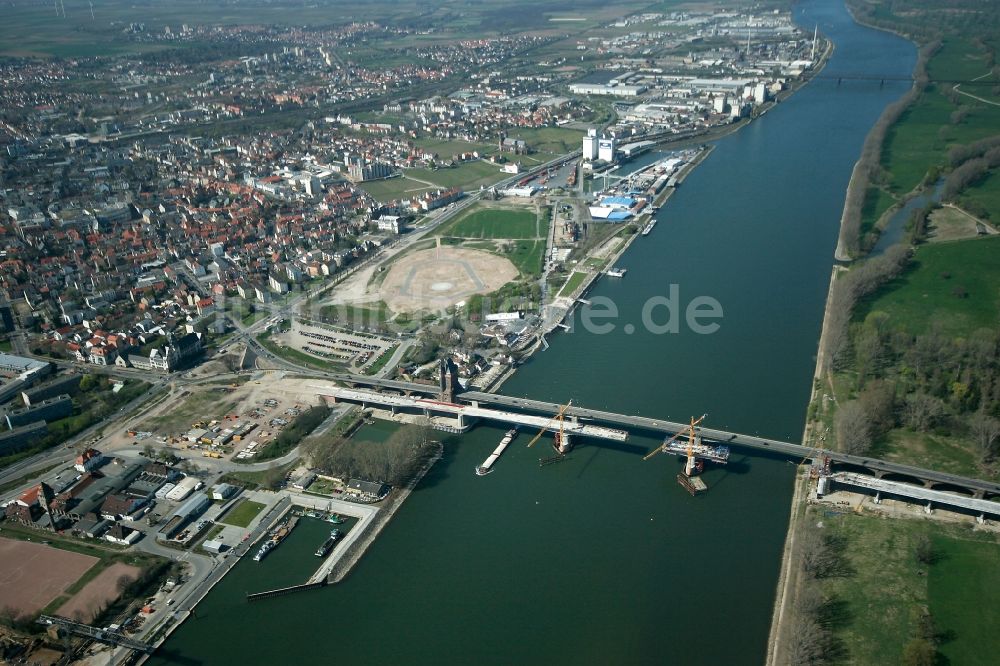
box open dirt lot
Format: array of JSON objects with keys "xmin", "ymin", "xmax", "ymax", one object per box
[
  {"xmin": 379, "ymin": 245, "xmax": 518, "ymax": 312},
  {"xmin": 56, "ymin": 562, "xmax": 140, "ymax": 622},
  {"xmin": 928, "ymin": 206, "xmax": 998, "ymax": 242},
  {"xmin": 0, "ymin": 537, "xmax": 97, "ymax": 616},
  {"xmin": 103, "ymin": 376, "xmax": 327, "ymax": 462}
]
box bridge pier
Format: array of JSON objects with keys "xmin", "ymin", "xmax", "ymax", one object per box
[
  {"xmin": 974, "ymin": 490, "xmax": 985, "ymax": 499},
  {"xmin": 923, "ymin": 480, "xmax": 934, "ymax": 489},
  {"xmin": 557, "ymin": 432, "xmax": 572, "ymax": 455},
  {"xmin": 873, "ymin": 492, "xmax": 881, "ymax": 504},
  {"xmin": 924, "ymin": 501, "xmax": 933, "ymax": 515},
  {"xmin": 978, "ymin": 513, "xmax": 986, "ymax": 525}
]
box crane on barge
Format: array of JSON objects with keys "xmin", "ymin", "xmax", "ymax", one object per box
[
  {"xmin": 644, "ymin": 414, "xmax": 730, "ymax": 494},
  {"xmin": 644, "ymin": 414, "xmax": 707, "ymax": 475},
  {"xmin": 526, "ymin": 400, "xmax": 573, "ymax": 455}
]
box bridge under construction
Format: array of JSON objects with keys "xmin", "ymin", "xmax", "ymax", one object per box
[{"xmin": 320, "ymin": 373, "xmax": 1000, "ymax": 519}]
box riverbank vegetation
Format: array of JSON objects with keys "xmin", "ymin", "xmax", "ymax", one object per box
[
  {"xmin": 784, "ymin": 507, "xmax": 1000, "ymax": 666},
  {"xmin": 838, "ymin": 1, "xmax": 1000, "ymax": 257},
  {"xmin": 788, "ymin": 3, "xmax": 1000, "ymax": 664},
  {"xmin": 822, "ymin": 1, "xmax": 1000, "ymax": 478},
  {"xmin": 303, "ymin": 420, "xmax": 436, "ymax": 487}
]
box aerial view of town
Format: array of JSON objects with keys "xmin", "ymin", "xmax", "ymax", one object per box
[{"xmin": 0, "ymin": 0, "xmax": 998, "ymax": 663}]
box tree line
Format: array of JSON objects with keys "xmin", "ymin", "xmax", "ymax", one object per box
[
  {"xmin": 835, "ymin": 41, "xmax": 938, "ymax": 260},
  {"xmin": 303, "ymin": 420, "xmax": 436, "ymax": 487}
]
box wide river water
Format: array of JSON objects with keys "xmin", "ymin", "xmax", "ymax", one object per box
[{"xmin": 152, "ymin": 1, "xmax": 915, "ymax": 663}]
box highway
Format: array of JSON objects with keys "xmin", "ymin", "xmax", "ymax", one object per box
[
  {"xmin": 307, "ymin": 374, "xmax": 1000, "ymax": 497},
  {"xmin": 460, "ymin": 391, "xmax": 1000, "ymax": 496}
]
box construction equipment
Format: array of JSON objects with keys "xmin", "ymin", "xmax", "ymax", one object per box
[
  {"xmin": 643, "ymin": 414, "xmax": 706, "ymax": 462},
  {"xmin": 526, "ymin": 400, "xmax": 573, "ymax": 454},
  {"xmin": 643, "ymin": 414, "xmax": 729, "ymax": 477}
]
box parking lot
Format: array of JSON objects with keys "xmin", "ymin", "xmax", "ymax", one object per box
[{"xmin": 271, "ymin": 321, "xmax": 396, "ymax": 370}]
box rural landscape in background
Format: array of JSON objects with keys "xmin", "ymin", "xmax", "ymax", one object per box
[{"xmin": 0, "ymin": 0, "xmax": 998, "ymax": 664}]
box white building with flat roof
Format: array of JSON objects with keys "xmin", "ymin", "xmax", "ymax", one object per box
[{"xmin": 582, "ymin": 128, "xmax": 598, "ymax": 160}]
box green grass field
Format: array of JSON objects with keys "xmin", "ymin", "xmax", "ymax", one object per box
[
  {"xmin": 879, "ymin": 38, "xmax": 1000, "ymax": 195},
  {"xmin": 959, "ymin": 168, "xmax": 1000, "ymax": 221},
  {"xmin": 878, "ymin": 429, "xmax": 989, "ymax": 480},
  {"xmin": 320, "ymin": 302, "xmax": 391, "ymax": 326},
  {"xmin": 856, "ymin": 235, "xmax": 1000, "ymax": 337},
  {"xmin": 411, "ymin": 138, "xmax": 495, "ymax": 160},
  {"xmin": 432, "ymin": 203, "xmax": 548, "ymax": 277},
  {"xmin": 436, "ymin": 207, "xmax": 540, "ymax": 239},
  {"xmin": 814, "ymin": 509, "xmax": 1000, "ymax": 665},
  {"xmin": 358, "ymin": 176, "xmax": 436, "ymax": 202},
  {"xmin": 929, "ymin": 535, "xmax": 1000, "ymax": 665},
  {"xmin": 220, "ymin": 500, "xmax": 266, "ymax": 528},
  {"xmin": 818, "ymin": 511, "xmax": 930, "ymax": 664},
  {"xmin": 859, "ymin": 187, "xmax": 899, "ymax": 236},
  {"xmin": 407, "ymin": 162, "xmax": 508, "ymax": 190},
  {"xmin": 511, "ymin": 127, "xmax": 585, "ymax": 155},
  {"xmin": 504, "ymin": 239, "xmax": 546, "ymax": 276},
  {"xmin": 558, "ymin": 271, "xmax": 588, "ymax": 297}
]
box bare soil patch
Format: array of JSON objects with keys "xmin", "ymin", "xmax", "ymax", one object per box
[
  {"xmin": 56, "ymin": 562, "xmax": 141, "ymax": 623},
  {"xmin": 379, "ymin": 246, "xmax": 518, "ymax": 312},
  {"xmin": 0, "ymin": 537, "xmax": 97, "ymax": 616}
]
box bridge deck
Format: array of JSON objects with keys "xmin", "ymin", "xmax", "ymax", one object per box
[
  {"xmin": 315, "ymin": 386, "xmax": 628, "ymax": 442},
  {"xmin": 320, "ymin": 376, "xmax": 1000, "ymax": 497},
  {"xmin": 831, "ymin": 473, "xmax": 1000, "ymax": 516}
]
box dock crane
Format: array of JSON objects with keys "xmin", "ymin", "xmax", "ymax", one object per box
[
  {"xmin": 644, "ymin": 414, "xmax": 708, "ymax": 476},
  {"xmin": 526, "ymin": 400, "xmax": 573, "ymax": 454}
]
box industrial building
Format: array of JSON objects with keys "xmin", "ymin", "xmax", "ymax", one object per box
[
  {"xmin": 582, "ymin": 128, "xmax": 598, "ymax": 161},
  {"xmin": 53, "ymin": 461, "xmax": 144, "ymax": 522},
  {"xmin": 211, "ymin": 483, "xmax": 238, "ymax": 500},
  {"xmin": 164, "ymin": 475, "xmax": 202, "ymax": 501},
  {"xmin": 597, "ymin": 137, "xmax": 617, "ymax": 163},
  {"xmin": 157, "ymin": 493, "xmax": 211, "ymax": 541},
  {"xmin": 569, "ymin": 83, "xmax": 647, "ymax": 97},
  {"xmin": 0, "ymin": 353, "xmax": 51, "ymax": 378}
]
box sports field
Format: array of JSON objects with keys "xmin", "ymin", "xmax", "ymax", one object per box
[{"xmin": 436, "ymin": 207, "xmax": 540, "ymax": 239}]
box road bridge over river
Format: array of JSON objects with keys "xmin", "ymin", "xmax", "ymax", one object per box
[{"xmin": 326, "ymin": 374, "xmax": 1000, "ymax": 508}]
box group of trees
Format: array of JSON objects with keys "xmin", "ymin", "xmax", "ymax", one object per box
[
  {"xmin": 836, "ymin": 42, "xmax": 937, "ymax": 259},
  {"xmin": 782, "ymin": 525, "xmax": 851, "ymax": 665},
  {"xmin": 831, "ymin": 307, "xmax": 1000, "ymax": 460},
  {"xmin": 303, "ymin": 421, "xmax": 435, "ymax": 487},
  {"xmin": 256, "ymin": 404, "xmax": 331, "ymax": 461},
  {"xmin": 942, "ymin": 136, "xmax": 1000, "ymax": 206},
  {"xmin": 823, "ymin": 244, "xmax": 911, "ymax": 375}
]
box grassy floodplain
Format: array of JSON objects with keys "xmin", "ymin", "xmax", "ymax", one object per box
[{"xmin": 810, "ymin": 508, "xmax": 1000, "ymax": 665}]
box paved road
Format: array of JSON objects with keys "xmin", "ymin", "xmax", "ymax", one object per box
[
  {"xmin": 310, "ymin": 373, "xmax": 1000, "ymax": 496},
  {"xmin": 461, "ymin": 391, "xmax": 1000, "ymax": 495}
]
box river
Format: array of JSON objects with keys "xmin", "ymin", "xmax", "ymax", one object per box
[{"xmin": 150, "ymin": 1, "xmax": 915, "ymax": 664}]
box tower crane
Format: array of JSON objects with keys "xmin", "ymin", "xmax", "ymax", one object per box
[
  {"xmin": 526, "ymin": 400, "xmax": 573, "ymax": 454},
  {"xmin": 643, "ymin": 414, "xmax": 708, "ymax": 476}
]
